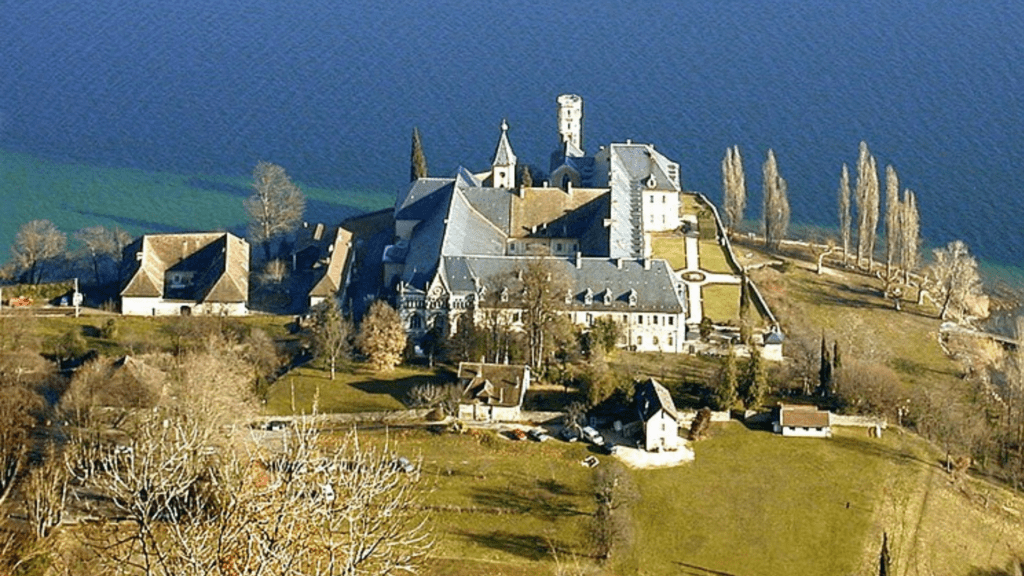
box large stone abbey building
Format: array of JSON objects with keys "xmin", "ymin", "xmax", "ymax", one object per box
[{"xmin": 382, "ymin": 95, "xmax": 698, "ymax": 353}]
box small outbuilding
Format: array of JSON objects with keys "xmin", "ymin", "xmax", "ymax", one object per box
[
  {"xmin": 773, "ymin": 404, "xmax": 832, "ymax": 438},
  {"xmin": 635, "ymin": 378, "xmax": 681, "ymax": 452},
  {"xmin": 456, "ymin": 362, "xmax": 530, "ymax": 422}
]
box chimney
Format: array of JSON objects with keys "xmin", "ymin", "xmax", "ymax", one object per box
[
  {"xmin": 643, "ymin": 258, "xmax": 651, "ymax": 270},
  {"xmin": 575, "ymin": 252, "xmax": 582, "ymax": 269},
  {"xmin": 617, "ymin": 258, "xmax": 623, "ymax": 269}
]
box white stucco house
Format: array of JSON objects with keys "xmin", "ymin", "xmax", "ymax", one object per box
[
  {"xmin": 120, "ymin": 232, "xmax": 249, "ymax": 316},
  {"xmin": 635, "ymin": 378, "xmax": 681, "ymax": 452},
  {"xmin": 773, "ymin": 404, "xmax": 833, "ymax": 438}
]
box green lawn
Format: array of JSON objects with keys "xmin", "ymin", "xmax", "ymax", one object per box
[
  {"xmin": 617, "ymin": 423, "xmax": 905, "ymax": 576},
  {"xmin": 701, "ymin": 284, "xmax": 742, "ymax": 323},
  {"xmin": 353, "ymin": 426, "xmax": 596, "ymax": 576},
  {"xmin": 698, "ymin": 238, "xmax": 736, "ymax": 274},
  {"xmin": 650, "ymin": 234, "xmax": 687, "ymax": 270},
  {"xmin": 265, "ymin": 364, "xmax": 453, "ymax": 415},
  {"xmin": 350, "ymin": 420, "xmax": 1024, "ymax": 576}
]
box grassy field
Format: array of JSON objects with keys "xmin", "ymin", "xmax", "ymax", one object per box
[
  {"xmin": 650, "ymin": 234, "xmax": 687, "ymax": 270},
  {"xmin": 353, "ymin": 420, "xmax": 1024, "ymax": 576},
  {"xmin": 702, "ymin": 284, "xmax": 742, "ymax": 323},
  {"xmin": 264, "ymin": 363, "xmax": 453, "ymax": 415},
  {"xmin": 698, "ymin": 238, "xmax": 736, "ymax": 274}
]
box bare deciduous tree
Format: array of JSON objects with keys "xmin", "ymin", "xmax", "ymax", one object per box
[
  {"xmin": 357, "ymin": 300, "xmax": 407, "ymax": 372},
  {"xmin": 24, "ymin": 446, "xmax": 69, "ymax": 539},
  {"xmin": 855, "ymin": 142, "xmax": 880, "ymax": 270},
  {"xmin": 514, "ymin": 258, "xmax": 574, "ymax": 371},
  {"xmin": 74, "ymin": 225, "xmax": 129, "ymax": 284},
  {"xmin": 930, "ymin": 240, "xmax": 985, "ymax": 322},
  {"xmin": 884, "ymin": 165, "xmax": 900, "ymax": 278},
  {"xmin": 12, "ymin": 219, "xmax": 67, "ymax": 284},
  {"xmin": 899, "ymin": 189, "xmax": 920, "ymax": 286},
  {"xmin": 838, "ymin": 163, "xmax": 852, "ymax": 264},
  {"xmin": 245, "ymin": 161, "xmax": 306, "ymax": 261},
  {"xmin": 307, "ymin": 298, "xmax": 353, "ymax": 380},
  {"xmin": 722, "ymin": 145, "xmax": 746, "ymax": 234},
  {"xmin": 762, "ymin": 149, "xmax": 789, "ymax": 250}
]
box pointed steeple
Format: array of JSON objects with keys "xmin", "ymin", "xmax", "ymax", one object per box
[{"xmin": 491, "ymin": 119, "xmax": 517, "ymax": 188}]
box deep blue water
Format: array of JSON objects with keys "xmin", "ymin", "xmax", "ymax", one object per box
[{"xmin": 2, "ymin": 0, "xmax": 1024, "ymax": 278}]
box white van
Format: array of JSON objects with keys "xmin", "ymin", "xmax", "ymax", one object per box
[{"xmin": 581, "ymin": 426, "xmax": 605, "ymax": 446}]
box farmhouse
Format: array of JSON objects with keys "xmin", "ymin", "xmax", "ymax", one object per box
[
  {"xmin": 456, "ymin": 362, "xmax": 530, "ymax": 422},
  {"xmin": 120, "ymin": 232, "xmax": 249, "ymax": 316},
  {"xmin": 635, "ymin": 378, "xmax": 682, "ymax": 451},
  {"xmin": 383, "ymin": 94, "xmax": 693, "ymax": 352},
  {"xmin": 772, "ymin": 404, "xmax": 833, "ymax": 438}
]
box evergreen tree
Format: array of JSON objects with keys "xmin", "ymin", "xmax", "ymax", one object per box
[
  {"xmin": 743, "ymin": 346, "xmax": 768, "ymax": 409},
  {"xmin": 714, "ymin": 347, "xmax": 740, "ymax": 410},
  {"xmin": 838, "ymin": 163, "xmax": 852, "ymax": 264},
  {"xmin": 818, "ymin": 333, "xmax": 833, "ymax": 396},
  {"xmin": 762, "ymin": 149, "xmax": 790, "ymax": 250},
  {"xmin": 410, "ymin": 127, "xmax": 428, "ymax": 181},
  {"xmin": 879, "ymin": 532, "xmax": 892, "ymax": 576},
  {"xmin": 833, "ymin": 340, "xmax": 842, "ymax": 371}
]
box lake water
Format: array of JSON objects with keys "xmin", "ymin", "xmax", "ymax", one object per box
[{"xmin": 2, "ymin": 0, "xmax": 1023, "ymax": 290}]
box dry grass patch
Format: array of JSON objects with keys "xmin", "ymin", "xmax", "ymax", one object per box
[
  {"xmin": 698, "ymin": 238, "xmax": 736, "ymax": 274},
  {"xmin": 650, "ymin": 234, "xmax": 687, "ymax": 270}
]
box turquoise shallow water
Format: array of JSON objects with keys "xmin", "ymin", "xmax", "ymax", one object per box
[{"xmin": 2, "ymin": 0, "xmax": 1023, "ymax": 279}]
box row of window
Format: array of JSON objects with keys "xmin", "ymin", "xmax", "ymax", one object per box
[
  {"xmin": 584, "ymin": 313, "xmax": 675, "ymax": 326},
  {"xmin": 636, "ymin": 334, "xmax": 675, "ymax": 347}
]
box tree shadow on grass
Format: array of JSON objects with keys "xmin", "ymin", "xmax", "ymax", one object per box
[
  {"xmin": 469, "ymin": 484, "xmax": 587, "ymax": 521},
  {"xmin": 828, "ymin": 433, "xmax": 933, "ymax": 469},
  {"xmin": 458, "ymin": 530, "xmax": 567, "ymax": 562},
  {"xmin": 346, "ymin": 375, "xmax": 438, "ymax": 406},
  {"xmin": 674, "ymin": 561, "xmax": 742, "ymax": 576}
]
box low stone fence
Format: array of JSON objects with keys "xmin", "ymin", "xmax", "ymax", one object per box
[
  {"xmin": 516, "ymin": 411, "xmax": 565, "ymax": 424},
  {"xmin": 831, "ymin": 414, "xmax": 888, "ymax": 429},
  {"xmin": 252, "ymin": 409, "xmax": 432, "ymax": 428},
  {"xmin": 676, "ymin": 410, "xmax": 731, "ymax": 429}
]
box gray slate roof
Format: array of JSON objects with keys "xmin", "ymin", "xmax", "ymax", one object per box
[{"xmin": 636, "ymin": 378, "xmax": 679, "ymax": 422}]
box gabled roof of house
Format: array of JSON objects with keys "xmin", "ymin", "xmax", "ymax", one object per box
[
  {"xmin": 120, "ymin": 232, "xmax": 249, "ymax": 303},
  {"xmin": 636, "ymin": 378, "xmax": 678, "ymax": 422},
  {"xmin": 458, "ymin": 362, "xmax": 529, "ymax": 408},
  {"xmin": 308, "ymin": 227, "xmax": 353, "ymax": 298},
  {"xmin": 778, "ymin": 404, "xmax": 831, "ymax": 428}
]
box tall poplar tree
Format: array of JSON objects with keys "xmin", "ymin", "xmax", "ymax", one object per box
[
  {"xmin": 855, "ymin": 142, "xmax": 880, "ymax": 270},
  {"xmin": 722, "ymin": 146, "xmax": 746, "ymax": 234},
  {"xmin": 410, "ymin": 127, "xmax": 428, "ymax": 182},
  {"xmin": 838, "ymin": 163, "xmax": 852, "ymax": 264},
  {"xmin": 900, "ymin": 189, "xmax": 920, "ymax": 285},
  {"xmin": 885, "ymin": 165, "xmax": 900, "ymax": 278},
  {"xmin": 762, "ymin": 149, "xmax": 790, "ymax": 250}
]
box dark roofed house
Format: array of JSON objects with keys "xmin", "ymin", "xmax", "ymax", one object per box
[
  {"xmin": 773, "ymin": 404, "xmax": 832, "ymax": 438},
  {"xmin": 120, "ymin": 232, "xmax": 249, "ymax": 316},
  {"xmin": 293, "ymin": 224, "xmax": 353, "ymax": 309},
  {"xmin": 635, "ymin": 378, "xmax": 681, "ymax": 451},
  {"xmin": 457, "ymin": 362, "xmax": 531, "ymax": 422}
]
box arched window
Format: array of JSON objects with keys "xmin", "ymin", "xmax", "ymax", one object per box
[{"xmin": 409, "ymin": 315, "xmax": 423, "ymax": 330}]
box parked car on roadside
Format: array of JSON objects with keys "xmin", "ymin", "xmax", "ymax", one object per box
[
  {"xmin": 582, "ymin": 426, "xmax": 605, "ymax": 446},
  {"xmin": 510, "ymin": 429, "xmax": 528, "ymax": 441},
  {"xmin": 528, "ymin": 428, "xmax": 552, "ymax": 442},
  {"xmin": 560, "ymin": 426, "xmax": 580, "ymax": 442}
]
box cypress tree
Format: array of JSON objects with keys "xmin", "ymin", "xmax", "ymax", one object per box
[
  {"xmin": 520, "ymin": 164, "xmax": 533, "ymax": 188},
  {"xmin": 743, "ymin": 346, "xmax": 768, "ymax": 409},
  {"xmin": 818, "ymin": 333, "xmax": 833, "ymax": 396},
  {"xmin": 879, "ymin": 532, "xmax": 891, "ymax": 576},
  {"xmin": 715, "ymin": 347, "xmax": 739, "ymax": 410},
  {"xmin": 833, "ymin": 340, "xmax": 842, "ymax": 371},
  {"xmin": 410, "ymin": 127, "xmax": 428, "ymax": 182}
]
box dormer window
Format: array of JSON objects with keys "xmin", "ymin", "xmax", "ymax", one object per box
[
  {"xmin": 602, "ymin": 289, "xmax": 612, "ymax": 306},
  {"xmin": 628, "ymin": 289, "xmax": 638, "ymax": 307},
  {"xmin": 500, "ymin": 287, "xmax": 509, "ymax": 303},
  {"xmin": 564, "ymin": 289, "xmax": 573, "ymax": 305},
  {"xmin": 584, "ymin": 288, "xmax": 593, "ymax": 306}
]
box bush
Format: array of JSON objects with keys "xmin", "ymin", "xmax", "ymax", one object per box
[{"xmin": 100, "ymin": 318, "xmax": 119, "ymax": 339}]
